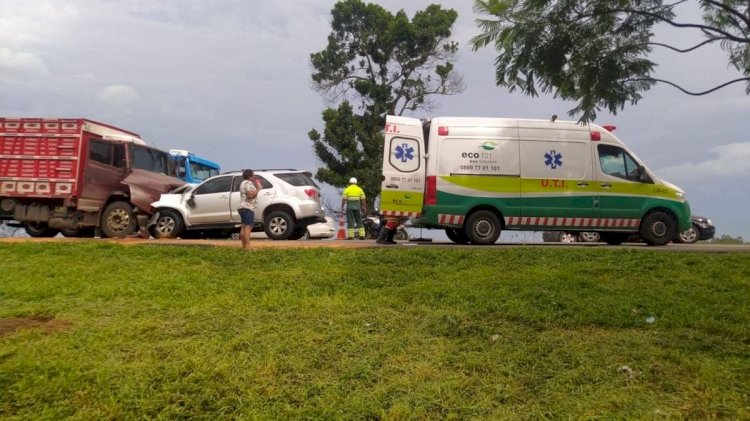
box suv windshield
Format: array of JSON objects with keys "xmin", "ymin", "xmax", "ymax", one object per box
[
  {"xmin": 275, "ymin": 172, "xmax": 318, "ymax": 187},
  {"xmin": 129, "ymin": 144, "xmax": 171, "ymax": 175}
]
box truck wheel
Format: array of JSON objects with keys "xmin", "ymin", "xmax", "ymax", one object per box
[
  {"xmin": 639, "ymin": 211, "xmax": 676, "ymax": 246},
  {"xmin": 464, "ymin": 210, "xmax": 501, "ymax": 245},
  {"xmin": 60, "ymin": 228, "xmax": 80, "ymax": 238},
  {"xmin": 151, "ymin": 209, "xmax": 184, "ymax": 239},
  {"xmin": 599, "ymin": 232, "xmax": 629, "ymax": 245},
  {"xmin": 101, "ymin": 201, "xmax": 137, "ymax": 238},
  {"xmin": 559, "ymin": 231, "xmax": 578, "ymax": 243},
  {"xmin": 264, "ymin": 210, "xmax": 295, "ymax": 240},
  {"xmin": 24, "ymin": 223, "xmax": 59, "ymax": 238},
  {"xmin": 445, "ymin": 228, "xmax": 470, "ymax": 244},
  {"xmin": 675, "ymin": 224, "xmax": 699, "ymax": 244}
]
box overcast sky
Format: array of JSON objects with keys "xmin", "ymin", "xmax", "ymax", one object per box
[{"xmin": 2, "ymin": 0, "xmax": 748, "ymax": 240}]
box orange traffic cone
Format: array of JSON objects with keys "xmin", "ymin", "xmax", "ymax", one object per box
[{"xmin": 336, "ymin": 215, "xmax": 347, "ymax": 240}]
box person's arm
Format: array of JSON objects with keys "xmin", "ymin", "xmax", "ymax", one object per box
[{"xmin": 246, "ymin": 186, "xmax": 258, "ymax": 199}]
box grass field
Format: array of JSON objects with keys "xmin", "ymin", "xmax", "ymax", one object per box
[{"xmin": 1, "ymin": 243, "xmax": 749, "ymax": 419}]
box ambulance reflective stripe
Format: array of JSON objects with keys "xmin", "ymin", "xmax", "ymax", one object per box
[
  {"xmin": 504, "ymin": 216, "xmax": 639, "ymax": 228},
  {"xmin": 438, "ymin": 214, "xmax": 464, "ymax": 225},
  {"xmin": 382, "ymin": 210, "xmax": 420, "ymax": 217}
]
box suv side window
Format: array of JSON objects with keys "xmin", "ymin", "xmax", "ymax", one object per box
[
  {"xmin": 274, "ymin": 172, "xmax": 316, "ymax": 187},
  {"xmin": 232, "ymin": 175, "xmax": 272, "ymax": 191},
  {"xmin": 195, "ymin": 176, "xmax": 232, "ymax": 195},
  {"xmin": 598, "ymin": 144, "xmax": 641, "ymax": 182}
]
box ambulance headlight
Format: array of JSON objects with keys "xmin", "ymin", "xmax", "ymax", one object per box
[{"xmin": 675, "ymin": 191, "xmax": 686, "ymax": 199}]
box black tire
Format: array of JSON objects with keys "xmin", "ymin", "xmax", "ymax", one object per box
[
  {"xmin": 464, "ymin": 210, "xmax": 502, "ymax": 245},
  {"xmin": 100, "ymin": 201, "xmax": 137, "ymax": 238},
  {"xmin": 445, "ymin": 228, "xmax": 470, "ymax": 244},
  {"xmin": 288, "ymin": 228, "xmax": 306, "ymax": 240},
  {"xmin": 151, "ymin": 209, "xmax": 184, "ymax": 239},
  {"xmin": 599, "ymin": 232, "xmax": 630, "ymax": 245},
  {"xmin": 264, "ymin": 210, "xmax": 295, "ymax": 240},
  {"xmin": 676, "ymin": 224, "xmax": 699, "ymax": 244},
  {"xmin": 24, "ymin": 223, "xmax": 59, "ymax": 238},
  {"xmin": 639, "ymin": 211, "xmax": 677, "ymax": 246},
  {"xmin": 60, "ymin": 228, "xmax": 80, "ymax": 238}
]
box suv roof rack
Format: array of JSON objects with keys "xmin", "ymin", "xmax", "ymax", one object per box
[{"xmin": 221, "ymin": 168, "xmax": 301, "ymax": 174}]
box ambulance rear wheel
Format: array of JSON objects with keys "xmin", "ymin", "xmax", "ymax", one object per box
[
  {"xmin": 465, "ymin": 210, "xmax": 501, "ymax": 245},
  {"xmin": 640, "ymin": 211, "xmax": 676, "ymax": 246},
  {"xmin": 445, "ymin": 228, "xmax": 469, "ymax": 244}
]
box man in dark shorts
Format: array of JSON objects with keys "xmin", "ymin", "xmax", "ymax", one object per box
[{"xmin": 238, "ymin": 169, "xmax": 258, "ymax": 250}]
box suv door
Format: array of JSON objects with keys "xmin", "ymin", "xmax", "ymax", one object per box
[{"xmin": 187, "ymin": 175, "xmax": 233, "ymax": 224}]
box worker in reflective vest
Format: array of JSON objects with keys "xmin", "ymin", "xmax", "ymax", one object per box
[{"xmin": 341, "ymin": 177, "xmax": 367, "ymax": 240}]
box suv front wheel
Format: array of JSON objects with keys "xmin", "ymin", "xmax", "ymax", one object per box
[{"xmin": 264, "ymin": 210, "xmax": 295, "ymax": 240}]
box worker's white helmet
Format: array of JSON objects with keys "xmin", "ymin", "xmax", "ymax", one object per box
[{"xmin": 349, "ymin": 177, "xmax": 357, "ymax": 184}]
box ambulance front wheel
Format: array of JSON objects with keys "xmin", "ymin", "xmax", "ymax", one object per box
[
  {"xmin": 640, "ymin": 211, "xmax": 676, "ymax": 246},
  {"xmin": 465, "ymin": 210, "xmax": 502, "ymax": 245}
]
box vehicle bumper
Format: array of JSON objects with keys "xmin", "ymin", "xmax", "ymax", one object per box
[{"xmin": 697, "ymin": 225, "xmax": 715, "ymax": 241}]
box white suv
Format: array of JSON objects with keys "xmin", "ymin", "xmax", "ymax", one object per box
[{"xmin": 149, "ymin": 169, "xmax": 325, "ymax": 240}]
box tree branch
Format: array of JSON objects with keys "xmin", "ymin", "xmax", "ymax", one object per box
[
  {"xmin": 584, "ymin": 7, "xmax": 750, "ymax": 43},
  {"xmin": 648, "ymin": 37, "xmax": 722, "ymax": 53},
  {"xmin": 703, "ymin": 0, "xmax": 750, "ymax": 27},
  {"xmin": 631, "ymin": 77, "xmax": 750, "ymax": 95}
]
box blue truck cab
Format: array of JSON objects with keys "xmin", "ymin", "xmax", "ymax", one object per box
[{"xmin": 169, "ymin": 149, "xmax": 221, "ymax": 184}]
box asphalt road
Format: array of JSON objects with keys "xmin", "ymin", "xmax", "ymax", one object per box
[{"xmin": 2, "ymin": 237, "xmax": 749, "ymax": 252}]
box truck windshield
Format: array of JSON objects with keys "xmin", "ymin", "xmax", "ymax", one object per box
[
  {"xmin": 129, "ymin": 144, "xmax": 171, "ymax": 175},
  {"xmin": 190, "ymin": 161, "xmax": 220, "ymax": 182}
]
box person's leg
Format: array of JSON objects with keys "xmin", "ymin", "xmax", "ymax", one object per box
[
  {"xmin": 346, "ymin": 207, "xmax": 356, "ymax": 239},
  {"xmin": 239, "ymin": 209, "xmax": 254, "ymax": 249},
  {"xmin": 240, "ymin": 225, "xmax": 248, "ymax": 249},
  {"xmin": 352, "ymin": 209, "xmax": 365, "ymax": 239}
]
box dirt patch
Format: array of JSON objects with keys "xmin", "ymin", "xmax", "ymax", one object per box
[{"xmin": 0, "ymin": 316, "xmax": 72, "ymax": 337}]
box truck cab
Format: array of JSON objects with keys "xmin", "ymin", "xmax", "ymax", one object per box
[{"xmin": 169, "ymin": 149, "xmax": 221, "ymax": 184}]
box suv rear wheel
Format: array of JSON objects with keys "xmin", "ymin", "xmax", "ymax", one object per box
[{"xmin": 264, "ymin": 210, "xmax": 295, "ymax": 240}]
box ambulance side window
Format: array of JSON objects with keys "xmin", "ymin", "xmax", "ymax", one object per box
[{"xmin": 598, "ymin": 144, "xmax": 641, "ymax": 182}]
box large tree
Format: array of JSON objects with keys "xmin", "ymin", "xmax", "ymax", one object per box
[
  {"xmin": 309, "ymin": 0, "xmax": 464, "ymax": 207},
  {"xmin": 471, "ymin": 0, "xmax": 750, "ymax": 122}
]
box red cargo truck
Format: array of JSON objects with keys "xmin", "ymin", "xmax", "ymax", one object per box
[{"xmin": 0, "ymin": 118, "xmax": 185, "ymax": 237}]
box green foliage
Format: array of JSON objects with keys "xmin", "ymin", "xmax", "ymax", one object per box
[
  {"xmin": 309, "ymin": 0, "xmax": 464, "ymax": 203},
  {"xmin": 709, "ymin": 234, "xmax": 746, "ymax": 244},
  {"xmin": 1, "ymin": 243, "xmax": 750, "ymax": 418},
  {"xmin": 308, "ymin": 102, "xmax": 383, "ymax": 206},
  {"xmin": 471, "ymin": 0, "xmax": 750, "ymax": 122}
]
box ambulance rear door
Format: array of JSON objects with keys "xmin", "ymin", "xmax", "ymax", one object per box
[{"xmin": 380, "ymin": 116, "xmax": 426, "ymax": 218}]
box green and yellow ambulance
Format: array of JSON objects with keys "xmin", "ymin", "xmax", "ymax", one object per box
[{"xmin": 379, "ymin": 116, "xmax": 691, "ymax": 245}]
